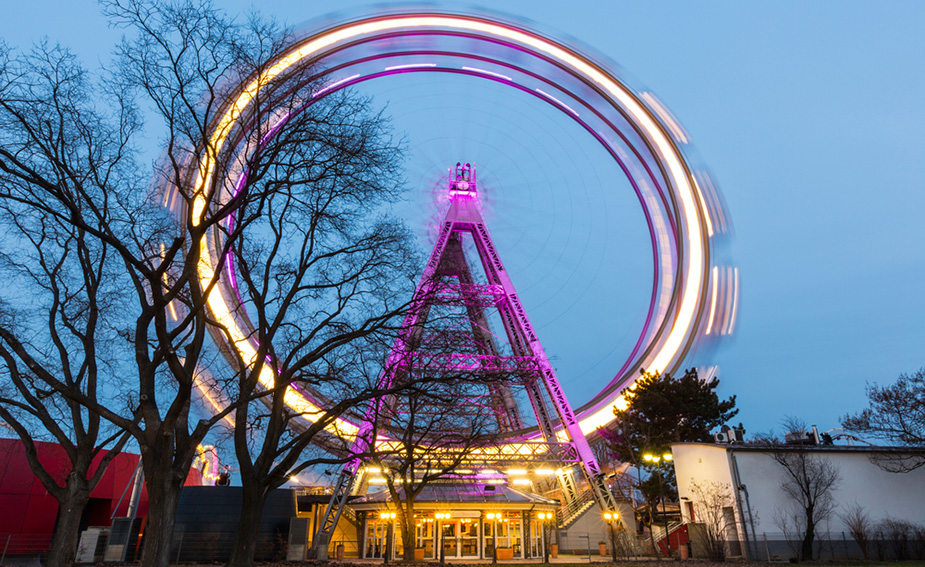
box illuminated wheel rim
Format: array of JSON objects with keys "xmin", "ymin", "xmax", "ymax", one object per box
[{"xmin": 189, "ymin": 11, "xmax": 736, "ymax": 442}]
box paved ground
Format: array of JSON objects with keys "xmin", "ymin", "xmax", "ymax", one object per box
[{"xmin": 337, "ymin": 557, "xmax": 670, "ymax": 564}]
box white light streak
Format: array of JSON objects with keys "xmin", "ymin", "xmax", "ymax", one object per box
[
  {"xmin": 461, "ymin": 66, "xmax": 512, "ymax": 81},
  {"xmin": 535, "ymin": 88, "xmax": 580, "ymax": 116},
  {"xmin": 384, "ymin": 63, "xmax": 437, "ymax": 70},
  {"xmin": 312, "ymin": 74, "xmax": 361, "ymax": 98},
  {"xmin": 641, "ymin": 92, "xmax": 690, "ymax": 144},
  {"xmin": 727, "ymin": 268, "xmax": 739, "ymax": 335},
  {"xmin": 706, "ymin": 266, "xmax": 719, "ymax": 335}
]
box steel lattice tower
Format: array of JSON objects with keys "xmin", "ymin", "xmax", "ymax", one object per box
[{"xmin": 311, "ymin": 164, "xmax": 618, "ymax": 558}]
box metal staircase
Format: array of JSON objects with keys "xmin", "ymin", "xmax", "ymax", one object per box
[{"xmin": 556, "ymin": 487, "xmax": 598, "ymax": 529}]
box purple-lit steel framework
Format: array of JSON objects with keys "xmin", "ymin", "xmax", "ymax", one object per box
[
  {"xmin": 311, "ymin": 163, "xmax": 620, "ymax": 557},
  {"xmin": 176, "ymin": 9, "xmax": 738, "ymax": 558}
]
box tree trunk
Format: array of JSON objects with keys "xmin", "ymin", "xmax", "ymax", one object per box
[
  {"xmin": 400, "ymin": 504, "xmax": 416, "ymax": 562},
  {"xmin": 46, "ymin": 480, "xmax": 91, "ymax": 567},
  {"xmin": 801, "ymin": 513, "xmax": 815, "ymax": 561},
  {"xmin": 227, "ymin": 484, "xmax": 269, "ymax": 567},
  {"xmin": 139, "ymin": 470, "xmax": 182, "ymax": 567},
  {"xmin": 646, "ymin": 497, "xmax": 661, "ymax": 561}
]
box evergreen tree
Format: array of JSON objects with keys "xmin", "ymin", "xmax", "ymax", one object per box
[{"xmin": 600, "ymin": 368, "xmax": 738, "ymax": 516}]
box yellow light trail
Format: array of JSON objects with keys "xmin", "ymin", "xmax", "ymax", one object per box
[{"xmin": 191, "ymin": 13, "xmax": 713, "ymax": 443}]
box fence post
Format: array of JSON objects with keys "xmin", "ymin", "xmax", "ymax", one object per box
[
  {"xmin": 1, "ymin": 534, "xmax": 10, "ymax": 565},
  {"xmin": 763, "ymin": 532, "xmax": 770, "ymax": 561},
  {"xmin": 842, "ymin": 531, "xmax": 849, "ymax": 559}
]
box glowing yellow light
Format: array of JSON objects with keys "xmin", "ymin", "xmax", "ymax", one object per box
[
  {"xmin": 643, "ymin": 452, "xmax": 671, "ymax": 463},
  {"xmin": 511, "ymin": 478, "xmax": 532, "ymax": 486},
  {"xmin": 193, "ymin": 369, "xmax": 236, "ymax": 428},
  {"xmin": 158, "ymin": 243, "xmax": 179, "ymax": 322},
  {"xmin": 613, "ymin": 395, "xmax": 629, "ymax": 411},
  {"xmin": 534, "ymin": 469, "xmax": 555, "ymax": 476},
  {"xmin": 506, "ymin": 469, "xmax": 527, "ymax": 475}
]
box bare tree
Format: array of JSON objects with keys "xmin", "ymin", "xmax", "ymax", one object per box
[
  {"xmin": 0, "ymin": 2, "xmax": 394, "ymax": 565},
  {"xmin": 371, "ymin": 361, "xmax": 500, "ymax": 563},
  {"xmin": 840, "ymin": 502, "xmax": 872, "ymax": 559},
  {"xmin": 688, "ymin": 479, "xmax": 735, "ymax": 561},
  {"xmin": 0, "ymin": 41, "xmax": 144, "ymax": 566},
  {"xmin": 842, "ymin": 368, "xmax": 925, "ymax": 472},
  {"xmin": 762, "ymin": 419, "xmax": 841, "ymax": 561},
  {"xmin": 771, "ymin": 505, "xmax": 803, "ymax": 561},
  {"xmin": 145, "ymin": 16, "xmax": 425, "ymax": 566},
  {"xmin": 880, "ymin": 517, "xmax": 914, "ymax": 560}
]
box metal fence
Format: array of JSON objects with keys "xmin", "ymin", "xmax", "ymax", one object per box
[
  {"xmin": 0, "ymin": 533, "xmax": 53, "ymax": 563},
  {"xmin": 738, "ymin": 531, "xmax": 925, "ymax": 562},
  {"xmin": 9, "ymin": 527, "xmax": 925, "ymax": 563},
  {"xmin": 556, "ymin": 531, "xmax": 652, "ymax": 560}
]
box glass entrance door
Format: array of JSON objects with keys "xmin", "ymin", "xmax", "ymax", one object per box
[
  {"xmin": 365, "ymin": 520, "xmax": 389, "ymax": 559},
  {"xmin": 440, "ymin": 521, "xmax": 458, "ymax": 558},
  {"xmin": 486, "ymin": 518, "xmax": 523, "ymax": 559},
  {"xmin": 436, "ymin": 519, "xmax": 481, "ymax": 559},
  {"xmin": 528, "ymin": 518, "xmax": 544, "ymax": 558},
  {"xmin": 459, "ymin": 519, "xmax": 480, "ymax": 558},
  {"xmin": 416, "ymin": 520, "xmax": 436, "ymax": 559}
]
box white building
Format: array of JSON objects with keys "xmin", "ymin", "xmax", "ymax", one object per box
[{"xmin": 672, "ymin": 441, "xmax": 925, "ymax": 561}]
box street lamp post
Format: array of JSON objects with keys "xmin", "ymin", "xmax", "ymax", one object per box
[
  {"xmin": 486, "ymin": 512, "xmax": 499, "ymax": 564},
  {"xmin": 435, "ymin": 512, "xmax": 449, "ymax": 564},
  {"xmin": 380, "ymin": 511, "xmax": 396, "ymax": 564},
  {"xmin": 603, "ymin": 511, "xmax": 619, "ymax": 563},
  {"xmin": 643, "ymin": 453, "xmax": 673, "ymax": 559}
]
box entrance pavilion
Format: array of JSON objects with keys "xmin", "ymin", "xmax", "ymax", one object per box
[{"xmin": 350, "ymin": 483, "xmax": 559, "ymax": 561}]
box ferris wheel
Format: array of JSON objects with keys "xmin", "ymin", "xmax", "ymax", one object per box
[
  {"xmin": 189, "ymin": 9, "xmax": 735, "ymax": 440},
  {"xmin": 181, "ymin": 8, "xmax": 737, "ymax": 556}
]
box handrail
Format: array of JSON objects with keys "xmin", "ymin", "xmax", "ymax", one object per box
[{"xmin": 556, "ymin": 487, "xmax": 596, "ymax": 528}]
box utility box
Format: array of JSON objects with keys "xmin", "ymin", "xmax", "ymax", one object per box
[
  {"xmin": 76, "ymin": 527, "xmax": 109, "ymax": 563},
  {"xmin": 287, "ymin": 517, "xmax": 311, "ymax": 561},
  {"xmin": 103, "ymin": 517, "xmax": 143, "ymax": 562}
]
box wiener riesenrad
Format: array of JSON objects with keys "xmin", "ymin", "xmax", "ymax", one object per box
[{"xmin": 178, "ymin": 9, "xmax": 737, "ymax": 561}]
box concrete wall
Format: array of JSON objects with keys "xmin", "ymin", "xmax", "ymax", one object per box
[
  {"xmin": 673, "ymin": 443, "xmax": 925, "ymax": 560},
  {"xmin": 556, "ymin": 501, "xmax": 637, "ymax": 556}
]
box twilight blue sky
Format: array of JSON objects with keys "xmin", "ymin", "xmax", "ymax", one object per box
[{"xmin": 4, "ymin": 1, "xmax": 924, "ymax": 438}]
